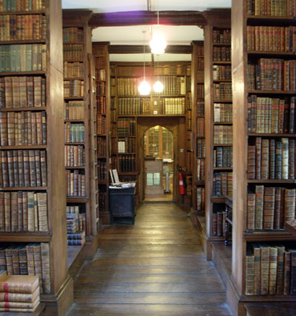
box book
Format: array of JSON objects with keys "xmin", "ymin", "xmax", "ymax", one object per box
[
  {"xmin": 0, "ymin": 286, "xmax": 39, "ymax": 302},
  {"xmin": 0, "ymin": 274, "xmax": 39, "ymax": 294}
]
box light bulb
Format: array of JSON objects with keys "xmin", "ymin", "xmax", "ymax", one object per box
[
  {"xmin": 149, "ymin": 34, "xmax": 167, "ymax": 54},
  {"xmin": 139, "ymin": 80, "xmax": 151, "ymax": 95},
  {"xmin": 153, "ymin": 80, "xmax": 164, "ymax": 93}
]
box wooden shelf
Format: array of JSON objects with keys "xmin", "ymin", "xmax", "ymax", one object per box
[
  {"xmin": 213, "ymin": 43, "xmax": 231, "ymax": 47},
  {"xmin": 0, "ymin": 187, "xmax": 47, "ymax": 191},
  {"xmin": 0, "ymin": 10, "xmax": 46, "ymax": 15},
  {"xmin": 248, "ymin": 179, "xmax": 296, "ymax": 184},
  {"xmin": 0, "ymin": 232, "xmax": 51, "ymax": 243},
  {"xmin": 244, "ymin": 231, "xmax": 294, "ymax": 241},
  {"xmin": 211, "ymin": 196, "xmax": 226, "ymax": 203},
  {"xmin": 65, "ymin": 142, "xmax": 85, "ymax": 146},
  {"xmin": 64, "ymin": 119, "xmax": 85, "ymax": 123},
  {"xmin": 1, "ymin": 145, "xmax": 47, "ymax": 149},
  {"xmin": 0, "ymin": 71, "xmax": 46, "ymax": 76},
  {"xmin": 248, "ymin": 50, "xmax": 296, "ymax": 56},
  {"xmin": 213, "ymin": 99, "xmax": 232, "ymax": 102},
  {"xmin": 66, "ymin": 197, "xmax": 89, "ymax": 203},
  {"xmin": 0, "ymin": 107, "xmax": 47, "ymax": 112},
  {"xmin": 248, "ymin": 133, "xmax": 296, "ymax": 137},
  {"xmin": 195, "ymin": 180, "xmax": 205, "ymax": 185},
  {"xmin": 248, "ymin": 90, "xmax": 296, "ymax": 95},
  {"xmin": 64, "ymin": 97, "xmax": 85, "ymax": 101},
  {"xmin": 65, "ymin": 166, "xmax": 85, "ymax": 170},
  {"xmin": 213, "ymin": 121, "xmax": 232, "ymax": 125},
  {"xmin": 213, "ymin": 167, "xmax": 233, "ymax": 171},
  {"xmin": 213, "ymin": 144, "xmax": 233, "ymax": 147}
]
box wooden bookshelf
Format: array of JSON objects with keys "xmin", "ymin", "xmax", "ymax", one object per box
[
  {"xmin": 0, "ymin": 1, "xmax": 73, "ymax": 314},
  {"xmin": 92, "ymin": 42, "xmax": 110, "ymax": 225},
  {"xmin": 229, "ymin": 0, "xmax": 296, "ymax": 315}
]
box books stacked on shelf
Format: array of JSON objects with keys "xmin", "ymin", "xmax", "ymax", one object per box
[
  {"xmin": 213, "ymin": 29, "xmax": 231, "ymax": 44},
  {"xmin": 245, "ymin": 243, "xmax": 296, "ymax": 296},
  {"xmin": 213, "ymin": 172, "xmax": 233, "ymax": 197},
  {"xmin": 196, "ymin": 85, "xmax": 205, "ymax": 99},
  {"xmin": 214, "ymin": 103, "xmax": 232, "ymax": 123},
  {"xmin": 248, "ymin": 137, "xmax": 295, "ymax": 180},
  {"xmin": 196, "ymin": 187, "xmax": 205, "ymax": 211},
  {"xmin": 117, "ymin": 78, "xmax": 140, "ymax": 96},
  {"xmin": 117, "ymin": 98, "xmax": 142, "ymax": 115},
  {"xmin": 63, "ymin": 62, "xmax": 84, "ymax": 78},
  {"xmin": 67, "ymin": 231, "xmax": 85, "ymax": 246},
  {"xmin": 214, "ymin": 147, "xmax": 233, "ymax": 168},
  {"xmin": 247, "ymin": 26, "xmax": 296, "ymax": 52},
  {"xmin": 196, "ymin": 158, "xmax": 205, "ymax": 180},
  {"xmin": 97, "ymin": 95, "xmax": 106, "ymax": 115},
  {"xmin": 246, "ymin": 0, "xmax": 296, "ymax": 16},
  {"xmin": 0, "ymin": 243, "xmax": 50, "ymax": 294},
  {"xmin": 0, "ymin": 273, "xmax": 40, "ymax": 313},
  {"xmin": 152, "ymin": 76, "xmax": 186, "ymax": 96},
  {"xmin": 66, "ymin": 206, "xmax": 85, "ymax": 245},
  {"xmin": 213, "ymin": 65, "xmax": 231, "ymax": 81},
  {"xmin": 212, "ymin": 211, "xmax": 226, "ymax": 237},
  {"xmin": 117, "ymin": 118, "xmax": 135, "ymax": 137},
  {"xmin": 213, "ymin": 46, "xmax": 231, "ymax": 62},
  {"xmin": 118, "ymin": 138, "xmax": 136, "ymax": 154},
  {"xmin": 97, "ymin": 138, "xmax": 107, "ymax": 156},
  {"xmin": 163, "ymin": 97, "xmax": 185, "ymax": 115},
  {"xmin": 247, "ymin": 96, "xmax": 295, "ymax": 134},
  {"xmin": 119, "ymin": 155, "xmax": 136, "ymax": 173},
  {"xmin": 213, "ymin": 125, "xmax": 233, "ymax": 144},
  {"xmin": 97, "ymin": 115, "xmax": 106, "ymax": 135},
  {"xmin": 0, "ymin": 1, "xmax": 46, "ymax": 12},
  {"xmin": 0, "ymin": 45, "xmax": 46, "ymax": 73},
  {"xmin": 64, "ymin": 122, "xmax": 85, "ymax": 143},
  {"xmin": 65, "ymin": 170, "xmax": 86, "ymax": 197},
  {"xmin": 65, "ymin": 101, "xmax": 85, "ymax": 120},
  {"xmin": 153, "ymin": 64, "xmax": 190, "ymax": 76},
  {"xmin": 98, "ymin": 160, "xmax": 107, "ymax": 180},
  {"xmin": 63, "ymin": 27, "xmax": 84, "ymax": 43},
  {"xmin": 196, "ymin": 118, "xmax": 205, "ymax": 137},
  {"xmin": 187, "ymin": 110, "xmax": 192, "ymax": 130},
  {"xmin": 0, "ymin": 191, "xmax": 48, "ymax": 232},
  {"xmin": 64, "ymin": 80, "xmax": 84, "ymax": 98},
  {"xmin": 213, "ymin": 83, "xmax": 232, "ymax": 100},
  {"xmin": 196, "ymin": 138, "xmax": 206, "ymax": 158},
  {"xmin": 0, "ymin": 150, "xmax": 47, "ymax": 187},
  {"xmin": 65, "ymin": 145, "xmax": 85, "ymax": 167},
  {"xmin": 0, "ymin": 111, "xmax": 47, "ymax": 146},
  {"xmin": 247, "ymin": 186, "xmax": 296, "ymax": 230},
  {"xmin": 96, "ymin": 81, "xmax": 106, "ymax": 96},
  {"xmin": 63, "ymin": 44, "xmax": 83, "ymax": 61}
]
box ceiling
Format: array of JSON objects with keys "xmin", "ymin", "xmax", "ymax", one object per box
[{"xmin": 62, "ymin": 0, "xmax": 232, "ymax": 62}]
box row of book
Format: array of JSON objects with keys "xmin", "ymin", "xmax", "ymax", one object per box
[
  {"xmin": 213, "ymin": 83, "xmax": 232, "ymax": 100},
  {"xmin": 0, "ymin": 76, "xmax": 46, "ymax": 109},
  {"xmin": 196, "ymin": 117, "xmax": 205, "ymax": 137},
  {"xmin": 99, "ymin": 192, "xmax": 108, "ymax": 212},
  {"xmin": 245, "ymin": 243, "xmax": 296, "ymax": 296},
  {"xmin": 96, "ymin": 82, "xmax": 106, "ymax": 99},
  {"xmin": 63, "ymin": 61, "xmax": 84, "ymax": 79},
  {"xmin": 65, "ymin": 170, "xmax": 86, "ymax": 197},
  {"xmin": 0, "ymin": 44, "xmax": 46, "ymax": 73},
  {"xmin": 118, "ymin": 137, "xmax": 136, "ymax": 154},
  {"xmin": 97, "ymin": 137, "xmax": 107, "ymax": 157},
  {"xmin": 95, "ymin": 54, "xmax": 106, "ymax": 70},
  {"xmin": 196, "ymin": 138, "xmax": 206, "ymax": 158},
  {"xmin": 63, "ymin": 44, "xmax": 84, "ymax": 61},
  {"xmin": 213, "ymin": 146, "xmax": 233, "ymax": 168},
  {"xmin": 67, "ymin": 231, "xmax": 85, "ymax": 246},
  {"xmin": 196, "ymin": 84, "xmax": 204, "ymax": 98},
  {"xmin": 0, "ymin": 149, "xmax": 47, "ymax": 188},
  {"xmin": 0, "ymin": 14, "xmax": 46, "ymax": 42},
  {"xmin": 0, "ymin": 243, "xmax": 50, "ymax": 294},
  {"xmin": 96, "ymin": 68, "xmax": 106, "ymax": 81},
  {"xmin": 246, "ymin": 0, "xmax": 296, "ymax": 16},
  {"xmin": 63, "ymin": 27, "xmax": 84, "ymax": 43},
  {"xmin": 97, "ymin": 115, "xmax": 106, "ymax": 135},
  {"xmin": 151, "ymin": 76, "xmax": 187, "ymax": 96},
  {"xmin": 214, "ymin": 125, "xmax": 233, "ymax": 145},
  {"xmin": 196, "ymin": 100, "xmax": 204, "ymax": 119},
  {"xmin": 214, "ymin": 103, "xmax": 232, "ymax": 123},
  {"xmin": 213, "ymin": 172, "xmax": 233, "ymax": 197},
  {"xmin": 196, "ymin": 158, "xmax": 205, "ymax": 180},
  {"xmin": 0, "ymin": 191, "xmax": 47, "ymax": 232},
  {"xmin": 213, "ymin": 65, "xmax": 231, "ymax": 81},
  {"xmin": 66, "ymin": 206, "xmax": 86, "ymax": 232},
  {"xmin": 64, "ymin": 122, "xmax": 85, "ymax": 143},
  {"xmin": 0, "ymin": 273, "xmax": 40, "ymax": 312},
  {"xmin": 212, "ymin": 211, "xmax": 226, "ymax": 237},
  {"xmin": 0, "ymin": 0, "xmax": 45, "ymax": 12},
  {"xmin": 213, "ymin": 46, "xmax": 231, "ymax": 62},
  {"xmin": 98, "ymin": 160, "xmax": 107, "ymax": 181},
  {"xmin": 196, "ymin": 187, "xmax": 205, "ymax": 211},
  {"xmin": 97, "ymin": 95, "xmax": 106, "ymax": 115},
  {"xmin": 247, "ymin": 95, "xmax": 295, "ymax": 134},
  {"xmin": 117, "ymin": 97, "xmax": 143, "ymax": 115},
  {"xmin": 213, "ymin": 29, "xmax": 231, "ymax": 44},
  {"xmin": 247, "ymin": 26, "xmax": 296, "ymax": 52},
  {"xmin": 247, "ymin": 186, "xmax": 296, "ymax": 230},
  {"xmin": 65, "ymin": 145, "xmax": 85, "ymax": 168},
  {"xmin": 116, "ymin": 78, "xmax": 141, "ymax": 96},
  {"xmin": 117, "ymin": 118, "xmax": 136, "ymax": 137},
  {"xmin": 118, "ymin": 155, "xmax": 136, "ymax": 173},
  {"xmin": 248, "ymin": 138, "xmax": 296, "ymax": 180},
  {"xmin": 0, "ymin": 111, "xmax": 46, "ymax": 146},
  {"xmin": 187, "ymin": 111, "xmax": 192, "ymax": 130},
  {"xmin": 248, "ymin": 59, "xmax": 296, "ymax": 91},
  {"xmin": 65, "ymin": 101, "xmax": 85, "ymax": 120},
  {"xmin": 64, "ymin": 79, "xmax": 84, "ymax": 98},
  {"xmin": 163, "ymin": 98, "xmax": 185, "ymax": 115}
]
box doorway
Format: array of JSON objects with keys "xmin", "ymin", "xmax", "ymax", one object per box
[{"xmin": 143, "ymin": 125, "xmax": 174, "ymax": 202}]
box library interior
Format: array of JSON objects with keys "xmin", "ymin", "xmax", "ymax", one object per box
[{"xmin": 0, "ymin": 0, "xmax": 296, "ymax": 315}]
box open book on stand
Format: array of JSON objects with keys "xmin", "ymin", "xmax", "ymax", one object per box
[{"xmin": 109, "ymin": 169, "xmax": 136, "ymax": 189}]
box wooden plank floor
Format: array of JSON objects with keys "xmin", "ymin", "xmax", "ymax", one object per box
[{"xmin": 67, "ymin": 203, "xmax": 232, "ymax": 316}]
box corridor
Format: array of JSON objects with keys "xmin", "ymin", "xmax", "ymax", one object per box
[{"xmin": 68, "ymin": 203, "xmax": 232, "ymax": 315}]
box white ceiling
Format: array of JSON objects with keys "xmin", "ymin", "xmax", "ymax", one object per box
[{"xmin": 62, "ymin": 0, "xmax": 232, "ymax": 61}]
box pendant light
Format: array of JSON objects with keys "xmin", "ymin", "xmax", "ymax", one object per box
[
  {"xmin": 149, "ymin": 11, "xmax": 167, "ymax": 54},
  {"xmin": 139, "ymin": 31, "xmax": 151, "ymax": 96},
  {"xmin": 153, "ymin": 55, "xmax": 164, "ymax": 93}
]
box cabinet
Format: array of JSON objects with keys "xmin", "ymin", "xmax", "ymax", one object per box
[
  {"xmin": 0, "ymin": 1, "xmax": 72, "ymax": 314},
  {"xmin": 229, "ymin": 0, "xmax": 296, "ymax": 314}
]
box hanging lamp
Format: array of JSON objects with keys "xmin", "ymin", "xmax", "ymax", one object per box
[{"xmin": 139, "ymin": 31, "xmax": 151, "ymax": 96}]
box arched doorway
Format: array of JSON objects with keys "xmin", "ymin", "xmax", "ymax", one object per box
[{"xmin": 143, "ymin": 125, "xmax": 174, "ymax": 202}]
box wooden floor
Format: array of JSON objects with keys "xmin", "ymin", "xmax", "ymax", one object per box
[{"xmin": 67, "ymin": 202, "xmax": 232, "ymax": 316}]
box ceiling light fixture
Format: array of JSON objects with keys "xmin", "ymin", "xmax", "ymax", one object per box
[
  {"xmin": 139, "ymin": 31, "xmax": 151, "ymax": 96},
  {"xmin": 149, "ymin": 11, "xmax": 167, "ymax": 54}
]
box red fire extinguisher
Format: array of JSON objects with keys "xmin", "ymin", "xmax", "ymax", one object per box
[{"xmin": 178, "ymin": 165, "xmax": 186, "ymax": 195}]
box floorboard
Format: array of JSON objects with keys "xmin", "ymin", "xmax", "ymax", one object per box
[{"xmin": 67, "ymin": 202, "xmax": 232, "ymax": 316}]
